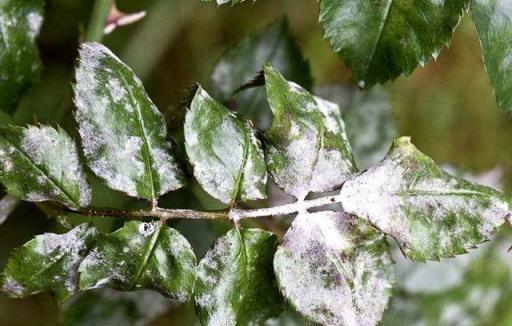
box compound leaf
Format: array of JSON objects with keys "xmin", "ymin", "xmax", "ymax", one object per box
[
  {"xmin": 274, "ymin": 212, "xmax": 394, "ymax": 326},
  {"xmin": 471, "ymin": 0, "xmax": 512, "ymax": 112},
  {"xmin": 79, "ymin": 221, "xmax": 196, "ymax": 301},
  {"xmin": 340, "ymin": 137, "xmax": 512, "ymax": 261},
  {"xmin": 0, "ymin": 125, "xmax": 91, "ymax": 210},
  {"xmin": 195, "ymin": 228, "xmax": 282, "ymax": 325},
  {"xmin": 185, "ymin": 87, "xmax": 267, "ymax": 204},
  {"xmin": 1, "ymin": 224, "xmax": 98, "ymax": 302},
  {"xmin": 264, "ymin": 65, "xmax": 356, "ymax": 199},
  {"xmin": 0, "ymin": 0, "xmax": 44, "ymax": 113},
  {"xmin": 319, "ymin": 0, "xmax": 468, "ymax": 86},
  {"xmin": 74, "ymin": 42, "xmax": 184, "ymax": 200}
]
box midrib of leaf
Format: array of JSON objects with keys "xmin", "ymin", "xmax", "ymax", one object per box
[
  {"xmin": 129, "ymin": 222, "xmax": 163, "ymax": 289},
  {"xmin": 0, "ymin": 134, "xmax": 79, "ymax": 208},
  {"xmin": 364, "ymin": 0, "xmax": 394, "ymax": 81},
  {"xmin": 231, "ymin": 126, "xmax": 250, "ymax": 203},
  {"xmin": 234, "ymin": 227, "xmax": 249, "ymax": 320},
  {"xmin": 118, "ymin": 72, "xmax": 157, "ymax": 200},
  {"xmin": 396, "ymin": 189, "xmax": 495, "ymax": 198}
]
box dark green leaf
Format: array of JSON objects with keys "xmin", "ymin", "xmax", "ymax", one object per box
[
  {"xmin": 0, "ymin": 0, "xmax": 44, "ymax": 113},
  {"xmin": 60, "ymin": 288, "xmax": 170, "ymax": 326},
  {"xmin": 210, "ymin": 19, "xmax": 311, "ymax": 130},
  {"xmin": 195, "ymin": 228, "xmax": 282, "ymax": 325},
  {"xmin": 340, "ymin": 137, "xmax": 512, "ymax": 261},
  {"xmin": 264, "ymin": 65, "xmax": 356, "ymax": 199},
  {"xmin": 0, "ymin": 125, "xmax": 91, "ymax": 210},
  {"xmin": 185, "ymin": 87, "xmax": 267, "ymax": 204},
  {"xmin": 79, "ymin": 221, "xmax": 196, "ymax": 301},
  {"xmin": 274, "ymin": 212, "xmax": 394, "ymax": 326},
  {"xmin": 471, "ymin": 0, "xmax": 512, "ymax": 112},
  {"xmin": 74, "ymin": 42, "xmax": 184, "ymax": 200},
  {"xmin": 316, "ymin": 85, "xmax": 396, "ymax": 169},
  {"xmin": 319, "ymin": 0, "xmax": 468, "ymax": 86},
  {"xmin": 1, "ymin": 224, "xmax": 98, "ymax": 302}
]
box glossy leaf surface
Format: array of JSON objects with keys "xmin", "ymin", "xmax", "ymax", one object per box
[
  {"xmin": 184, "ymin": 87, "xmax": 267, "ymax": 204},
  {"xmin": 472, "ymin": 0, "xmax": 512, "ymax": 112},
  {"xmin": 1, "ymin": 224, "xmax": 97, "ymax": 302},
  {"xmin": 0, "ymin": 0, "xmax": 44, "ymax": 113},
  {"xmin": 79, "ymin": 221, "xmax": 196, "ymax": 301},
  {"xmin": 274, "ymin": 212, "xmax": 394, "ymax": 326},
  {"xmin": 341, "ymin": 137, "xmax": 512, "ymax": 261},
  {"xmin": 74, "ymin": 42, "xmax": 184, "ymax": 200},
  {"xmin": 0, "ymin": 125, "xmax": 91, "ymax": 209},
  {"xmin": 319, "ymin": 0, "xmax": 468, "ymax": 85},
  {"xmin": 195, "ymin": 228, "xmax": 282, "ymax": 325},
  {"xmin": 264, "ymin": 65, "xmax": 356, "ymax": 199}
]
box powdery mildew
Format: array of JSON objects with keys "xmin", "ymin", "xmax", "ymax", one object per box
[
  {"xmin": 74, "ymin": 43, "xmax": 183, "ymax": 200},
  {"xmin": 340, "ymin": 137, "xmax": 512, "ymax": 260},
  {"xmin": 274, "ymin": 212, "xmax": 394, "ymax": 326}
]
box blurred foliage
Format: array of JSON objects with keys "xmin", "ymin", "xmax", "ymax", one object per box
[{"xmin": 1, "ymin": 0, "xmax": 512, "ymax": 325}]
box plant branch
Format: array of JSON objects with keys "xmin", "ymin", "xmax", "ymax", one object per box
[
  {"xmin": 70, "ymin": 193, "xmax": 342, "ymax": 221},
  {"xmin": 85, "ymin": 0, "xmax": 113, "ymax": 42}
]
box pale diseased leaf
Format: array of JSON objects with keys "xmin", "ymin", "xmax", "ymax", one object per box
[
  {"xmin": 74, "ymin": 42, "xmax": 184, "ymax": 200},
  {"xmin": 471, "ymin": 0, "xmax": 512, "ymax": 112},
  {"xmin": 195, "ymin": 228, "xmax": 282, "ymax": 325},
  {"xmin": 79, "ymin": 221, "xmax": 196, "ymax": 301},
  {"xmin": 319, "ymin": 0, "xmax": 468, "ymax": 85},
  {"xmin": 0, "ymin": 0, "xmax": 44, "ymax": 113},
  {"xmin": 185, "ymin": 87, "xmax": 267, "ymax": 204},
  {"xmin": 315, "ymin": 84, "xmax": 396, "ymax": 169},
  {"xmin": 0, "ymin": 125, "xmax": 91, "ymax": 210},
  {"xmin": 211, "ymin": 19, "xmax": 311, "ymax": 130},
  {"xmin": 1, "ymin": 224, "xmax": 98, "ymax": 302},
  {"xmin": 264, "ymin": 65, "xmax": 356, "ymax": 199},
  {"xmin": 202, "ymin": 0, "xmax": 244, "ymax": 5},
  {"xmin": 60, "ymin": 288, "xmax": 170, "ymax": 326},
  {"xmin": 340, "ymin": 137, "xmax": 512, "ymax": 261},
  {"xmin": 274, "ymin": 212, "xmax": 394, "ymax": 326}
]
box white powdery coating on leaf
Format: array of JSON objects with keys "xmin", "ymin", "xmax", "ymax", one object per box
[
  {"xmin": 340, "ymin": 143, "xmax": 511, "ymax": 257},
  {"xmin": 196, "ymin": 235, "xmax": 236, "ymax": 326},
  {"xmin": 274, "ymin": 212, "xmax": 393, "ymax": 326},
  {"xmin": 19, "ymin": 126, "xmax": 91, "ymax": 207},
  {"xmin": 75, "ymin": 43, "xmax": 182, "ymax": 199},
  {"xmin": 26, "ymin": 11, "xmax": 43, "ymax": 40}
]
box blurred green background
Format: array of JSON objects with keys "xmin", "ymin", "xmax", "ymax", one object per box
[{"xmin": 1, "ymin": 0, "xmax": 512, "ymax": 325}]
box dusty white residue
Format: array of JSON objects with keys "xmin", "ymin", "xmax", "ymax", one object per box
[
  {"xmin": 26, "ymin": 11, "xmax": 43, "ymax": 40},
  {"xmin": 74, "ymin": 43, "xmax": 183, "ymax": 198},
  {"xmin": 340, "ymin": 140, "xmax": 511, "ymax": 259},
  {"xmin": 274, "ymin": 212, "xmax": 393, "ymax": 326},
  {"xmin": 196, "ymin": 235, "xmax": 236, "ymax": 325}
]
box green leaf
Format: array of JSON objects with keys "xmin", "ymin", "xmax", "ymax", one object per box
[
  {"xmin": 195, "ymin": 228, "xmax": 282, "ymax": 325},
  {"xmin": 264, "ymin": 65, "xmax": 357, "ymax": 199},
  {"xmin": 316, "ymin": 85, "xmax": 397, "ymax": 169},
  {"xmin": 319, "ymin": 0, "xmax": 468, "ymax": 86},
  {"xmin": 471, "ymin": 0, "xmax": 512, "ymax": 112},
  {"xmin": 79, "ymin": 221, "xmax": 196, "ymax": 301},
  {"xmin": 274, "ymin": 212, "xmax": 394, "ymax": 326},
  {"xmin": 74, "ymin": 42, "xmax": 184, "ymax": 200},
  {"xmin": 211, "ymin": 19, "xmax": 311, "ymax": 130},
  {"xmin": 340, "ymin": 137, "xmax": 512, "ymax": 261},
  {"xmin": 0, "ymin": 125, "xmax": 91, "ymax": 210},
  {"xmin": 185, "ymin": 87, "xmax": 267, "ymax": 205},
  {"xmin": 0, "ymin": 0, "xmax": 44, "ymax": 113},
  {"xmin": 60, "ymin": 289, "xmax": 170, "ymax": 326},
  {"xmin": 1, "ymin": 224, "xmax": 98, "ymax": 302}
]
